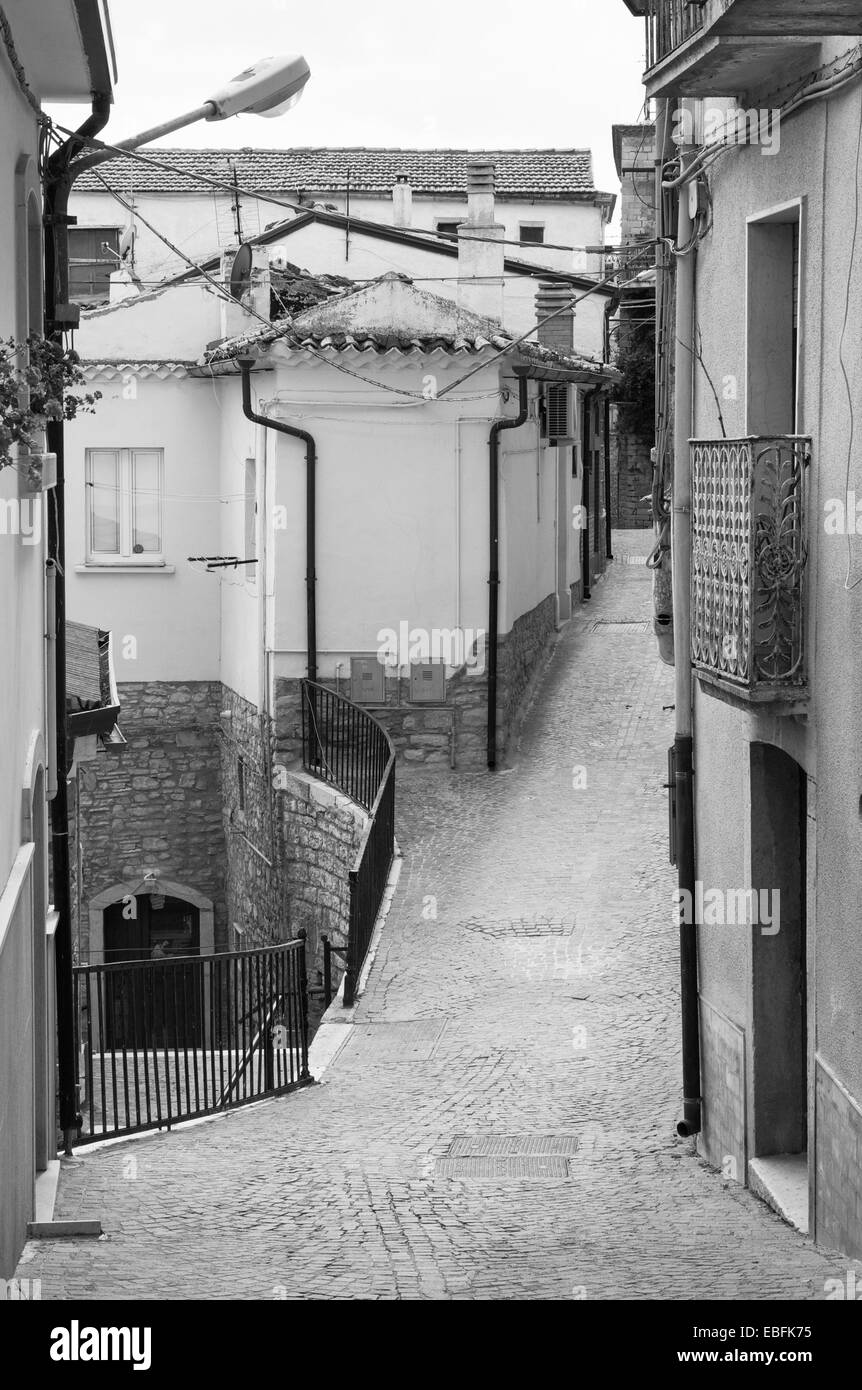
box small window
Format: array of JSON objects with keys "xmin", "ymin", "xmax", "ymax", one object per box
[
  {"xmin": 69, "ymin": 227, "xmax": 121, "ymax": 302},
  {"xmin": 436, "ymin": 220, "xmax": 461, "ymax": 238},
  {"xmin": 85, "ymin": 448, "xmax": 164, "ymax": 564},
  {"xmin": 519, "ymin": 224, "xmax": 545, "ymax": 245},
  {"xmin": 244, "ymin": 457, "xmax": 257, "ymax": 574}
]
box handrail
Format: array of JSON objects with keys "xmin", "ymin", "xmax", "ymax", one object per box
[
  {"xmin": 646, "ymin": 0, "xmax": 706, "ymax": 69},
  {"xmin": 300, "ymin": 680, "xmax": 396, "ymax": 1006}
]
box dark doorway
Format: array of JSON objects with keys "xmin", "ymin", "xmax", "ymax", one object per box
[
  {"xmin": 103, "ymin": 895, "xmax": 202, "ymax": 1049},
  {"xmin": 750, "ymin": 745, "xmax": 807, "ymax": 1157}
]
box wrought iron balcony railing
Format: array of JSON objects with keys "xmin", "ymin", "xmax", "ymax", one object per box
[
  {"xmin": 646, "ymin": 0, "xmax": 705, "ymax": 70},
  {"xmin": 691, "ymin": 437, "xmax": 810, "ymax": 706}
]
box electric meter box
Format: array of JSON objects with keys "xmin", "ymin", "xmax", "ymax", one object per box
[
  {"xmin": 350, "ymin": 655, "xmax": 385, "ymax": 705},
  {"xmin": 409, "ymin": 661, "xmax": 446, "ymax": 703}
]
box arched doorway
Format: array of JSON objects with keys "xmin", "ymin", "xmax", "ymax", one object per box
[{"xmin": 102, "ymin": 894, "xmax": 201, "ymax": 1050}]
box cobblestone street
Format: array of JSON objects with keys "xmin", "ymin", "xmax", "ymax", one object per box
[{"xmin": 18, "ymin": 533, "xmax": 856, "ymax": 1300}]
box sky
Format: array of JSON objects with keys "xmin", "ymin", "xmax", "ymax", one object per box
[{"xmin": 51, "ymin": 0, "xmax": 648, "ymax": 234}]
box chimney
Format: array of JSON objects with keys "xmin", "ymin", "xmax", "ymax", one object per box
[
  {"xmin": 393, "ymin": 171, "xmax": 412, "ymax": 228},
  {"xmin": 219, "ymin": 244, "xmax": 271, "ymax": 340},
  {"xmin": 535, "ymin": 280, "xmax": 575, "ymax": 355},
  {"xmin": 457, "ymin": 160, "xmax": 505, "ymax": 323}
]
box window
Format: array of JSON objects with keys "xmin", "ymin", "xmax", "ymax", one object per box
[
  {"xmin": 69, "ymin": 227, "xmax": 121, "ymax": 302},
  {"xmin": 435, "ymin": 220, "xmax": 462, "ymax": 238},
  {"xmin": 86, "ymin": 448, "xmax": 164, "ymax": 564},
  {"xmin": 244, "ymin": 457, "xmax": 257, "ymax": 572},
  {"xmin": 519, "ymin": 224, "xmax": 545, "ymax": 245}
]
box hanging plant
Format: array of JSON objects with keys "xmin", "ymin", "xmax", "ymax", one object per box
[{"xmin": 0, "ymin": 335, "xmax": 100, "ymax": 469}]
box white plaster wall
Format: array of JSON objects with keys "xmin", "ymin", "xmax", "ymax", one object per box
[
  {"xmin": 263, "ymin": 354, "xmax": 559, "ymax": 681},
  {"xmin": 69, "ymin": 188, "xmax": 608, "ymax": 281},
  {"xmin": 216, "ymin": 373, "xmax": 262, "ymax": 708},
  {"xmin": 689, "ymin": 50, "xmax": 862, "ymax": 1100},
  {"xmin": 64, "ymin": 374, "xmax": 222, "ymax": 682},
  {"xmin": 0, "ymin": 63, "xmax": 44, "ymax": 896}
]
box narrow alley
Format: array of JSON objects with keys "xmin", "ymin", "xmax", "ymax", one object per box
[{"xmin": 17, "ymin": 534, "xmax": 852, "ymax": 1300}]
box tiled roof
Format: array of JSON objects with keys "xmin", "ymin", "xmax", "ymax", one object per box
[{"xmin": 74, "ymin": 147, "xmax": 600, "ymax": 199}]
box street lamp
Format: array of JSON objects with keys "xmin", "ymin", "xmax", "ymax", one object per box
[
  {"xmin": 70, "ymin": 54, "xmax": 311, "ymax": 173},
  {"xmin": 44, "ymin": 54, "xmax": 310, "ymax": 1153}
]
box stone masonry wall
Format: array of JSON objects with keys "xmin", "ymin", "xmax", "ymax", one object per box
[
  {"xmin": 698, "ymin": 998, "xmax": 747, "ymax": 1187},
  {"xmin": 275, "ymin": 593, "xmax": 558, "ymax": 773},
  {"xmin": 71, "ymin": 681, "xmax": 227, "ymax": 959},
  {"xmin": 217, "ymin": 685, "xmax": 283, "ymax": 952}
]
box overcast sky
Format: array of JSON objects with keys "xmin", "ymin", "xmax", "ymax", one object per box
[{"xmin": 52, "ymin": 1, "xmax": 647, "ymax": 230}]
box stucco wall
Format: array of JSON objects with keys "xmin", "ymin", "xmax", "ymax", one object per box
[
  {"xmin": 685, "ymin": 49, "xmax": 862, "ymax": 1249},
  {"xmin": 69, "ymin": 187, "xmax": 608, "ymax": 282}
]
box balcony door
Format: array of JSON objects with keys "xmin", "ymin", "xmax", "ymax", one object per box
[{"xmin": 746, "ymin": 202, "xmax": 802, "ymax": 436}]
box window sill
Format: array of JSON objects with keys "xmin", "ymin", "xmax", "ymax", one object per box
[{"xmin": 75, "ymin": 564, "xmax": 176, "ymax": 575}]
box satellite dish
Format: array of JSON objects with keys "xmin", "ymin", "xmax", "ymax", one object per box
[{"xmin": 229, "ymin": 243, "xmax": 254, "ymax": 301}]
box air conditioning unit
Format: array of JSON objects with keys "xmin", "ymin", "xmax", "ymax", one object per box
[{"xmin": 545, "ymin": 384, "xmax": 576, "ymax": 443}]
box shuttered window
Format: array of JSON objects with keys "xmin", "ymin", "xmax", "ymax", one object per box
[{"xmin": 69, "ymin": 228, "xmax": 121, "ymax": 302}]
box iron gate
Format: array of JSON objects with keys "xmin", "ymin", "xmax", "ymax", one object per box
[{"xmin": 73, "ymin": 937, "xmax": 311, "ymax": 1143}]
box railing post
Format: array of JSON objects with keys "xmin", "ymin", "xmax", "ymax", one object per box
[
  {"xmin": 296, "ymin": 929, "xmax": 311, "ymax": 1079},
  {"xmin": 322, "ymin": 934, "xmax": 332, "ymax": 1009},
  {"xmin": 344, "ymin": 875, "xmax": 358, "ymax": 1008}
]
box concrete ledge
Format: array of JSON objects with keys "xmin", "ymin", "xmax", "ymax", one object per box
[
  {"xmin": 748, "ymin": 1154, "xmax": 809, "ymax": 1234},
  {"xmin": 27, "ymin": 1219, "xmax": 102, "ymax": 1239},
  {"xmin": 33, "ymin": 1161, "xmax": 61, "ymax": 1226}
]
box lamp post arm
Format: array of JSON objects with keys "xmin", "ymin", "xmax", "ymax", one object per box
[{"xmin": 69, "ymin": 102, "xmax": 217, "ymax": 175}]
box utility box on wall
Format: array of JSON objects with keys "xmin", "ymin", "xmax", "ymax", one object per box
[
  {"xmin": 350, "ymin": 655, "xmax": 385, "ymax": 705},
  {"xmin": 409, "ymin": 661, "xmax": 445, "ymax": 704}
]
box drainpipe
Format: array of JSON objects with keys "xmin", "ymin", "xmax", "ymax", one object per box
[
  {"xmin": 43, "ymin": 94, "xmax": 113, "ymax": 1154},
  {"xmin": 604, "ymin": 394, "xmax": 613, "ymax": 562},
  {"xmin": 238, "ymin": 359, "xmax": 317, "ymax": 683},
  {"xmin": 672, "ymin": 143, "xmax": 702, "ymax": 1139},
  {"xmin": 487, "ymin": 376, "xmax": 529, "ymax": 769}
]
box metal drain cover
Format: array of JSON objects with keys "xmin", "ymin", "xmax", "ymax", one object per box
[
  {"xmin": 345, "ymin": 1020, "xmax": 445, "ymax": 1062},
  {"xmin": 588, "ymin": 619, "xmax": 650, "ymax": 634},
  {"xmin": 435, "ymin": 1134, "xmax": 579, "ymax": 1179}
]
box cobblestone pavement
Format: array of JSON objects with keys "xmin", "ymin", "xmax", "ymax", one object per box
[{"xmin": 18, "ymin": 532, "xmax": 856, "ymax": 1300}]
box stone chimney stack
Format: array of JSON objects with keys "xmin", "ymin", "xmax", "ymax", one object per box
[
  {"xmin": 393, "ymin": 172, "xmax": 413, "ymax": 228},
  {"xmin": 457, "ymin": 160, "xmax": 505, "ymax": 323},
  {"xmin": 535, "ymin": 281, "xmax": 575, "ymax": 354}
]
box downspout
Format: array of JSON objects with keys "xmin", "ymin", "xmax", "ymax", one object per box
[
  {"xmin": 43, "ymin": 94, "xmax": 113, "ymax": 1154},
  {"xmin": 487, "ymin": 375, "xmax": 528, "ymax": 769},
  {"xmin": 671, "ymin": 142, "xmax": 702, "ymax": 1138},
  {"xmin": 603, "ymin": 394, "xmax": 613, "ymax": 562},
  {"xmin": 238, "ymin": 359, "xmax": 317, "ymax": 683}
]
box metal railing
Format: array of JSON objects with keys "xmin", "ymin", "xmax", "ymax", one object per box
[
  {"xmin": 301, "ymin": 680, "xmax": 396, "ymax": 1006},
  {"xmin": 74, "ymin": 938, "xmax": 310, "ymax": 1143},
  {"xmin": 646, "ymin": 0, "xmax": 706, "ymax": 69},
  {"xmin": 691, "ymin": 437, "xmax": 810, "ymax": 701}
]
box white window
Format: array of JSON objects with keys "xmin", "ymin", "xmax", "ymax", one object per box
[
  {"xmin": 85, "ymin": 448, "xmax": 164, "ymax": 565},
  {"xmin": 244, "ymin": 457, "xmax": 257, "ymax": 575}
]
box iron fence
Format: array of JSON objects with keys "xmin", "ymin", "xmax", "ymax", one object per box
[
  {"xmin": 301, "ymin": 680, "xmax": 395, "ymax": 1006},
  {"xmin": 74, "ymin": 938, "xmax": 310, "ymax": 1143}
]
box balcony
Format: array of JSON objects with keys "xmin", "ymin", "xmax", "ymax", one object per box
[
  {"xmin": 642, "ymin": 0, "xmax": 862, "ymax": 99},
  {"xmin": 690, "ymin": 437, "xmax": 810, "ymax": 711}
]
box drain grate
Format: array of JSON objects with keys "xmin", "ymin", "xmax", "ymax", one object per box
[
  {"xmin": 587, "ymin": 619, "xmax": 650, "ymax": 634},
  {"xmin": 436, "ymin": 1156, "xmax": 571, "ymax": 1179},
  {"xmin": 435, "ymin": 1134, "xmax": 579, "ymax": 1179},
  {"xmin": 345, "ymin": 1020, "xmax": 446, "ymax": 1062}
]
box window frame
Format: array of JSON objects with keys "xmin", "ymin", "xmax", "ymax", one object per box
[
  {"xmin": 519, "ymin": 223, "xmax": 546, "ymax": 245},
  {"xmin": 68, "ymin": 226, "xmax": 122, "ymax": 303},
  {"xmin": 85, "ymin": 446, "xmax": 166, "ymax": 567}
]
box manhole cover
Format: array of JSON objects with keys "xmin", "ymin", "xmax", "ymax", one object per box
[{"xmin": 345, "ymin": 1020, "xmax": 445, "ymax": 1062}]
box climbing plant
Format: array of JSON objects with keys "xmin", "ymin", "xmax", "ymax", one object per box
[{"xmin": 0, "ymin": 335, "xmax": 100, "ymax": 468}]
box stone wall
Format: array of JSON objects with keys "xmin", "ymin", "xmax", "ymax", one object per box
[
  {"xmin": 217, "ymin": 685, "xmax": 283, "ymax": 952},
  {"xmin": 275, "ymin": 593, "xmax": 558, "ymax": 773},
  {"xmin": 71, "ymin": 681, "xmax": 227, "ymax": 958},
  {"xmin": 612, "ymin": 413, "xmax": 653, "ymax": 529}
]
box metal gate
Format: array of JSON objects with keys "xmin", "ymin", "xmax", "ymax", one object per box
[{"xmin": 73, "ymin": 937, "xmax": 311, "ymax": 1143}]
